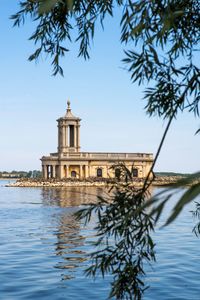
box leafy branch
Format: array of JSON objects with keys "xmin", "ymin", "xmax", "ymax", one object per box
[{"xmin": 76, "ymin": 169, "xmax": 155, "ymax": 299}]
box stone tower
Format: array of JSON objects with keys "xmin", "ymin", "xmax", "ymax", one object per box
[{"xmin": 57, "ymin": 100, "xmax": 81, "ymax": 153}]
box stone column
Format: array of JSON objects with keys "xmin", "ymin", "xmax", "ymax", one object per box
[
  {"xmin": 62, "ymin": 165, "xmax": 65, "ymax": 179},
  {"xmin": 77, "ymin": 124, "xmax": 80, "ymax": 151},
  {"xmin": 46, "ymin": 165, "xmax": 49, "ymax": 179},
  {"xmin": 62, "ymin": 125, "xmax": 65, "ymax": 151},
  {"xmin": 52, "ymin": 165, "xmax": 56, "ymax": 178},
  {"xmin": 85, "ymin": 165, "xmax": 89, "ymax": 178},
  {"xmin": 66, "ymin": 165, "xmax": 69, "ymax": 178},
  {"xmin": 43, "ymin": 165, "xmax": 47, "ymax": 179},
  {"xmin": 80, "ymin": 165, "xmax": 83, "ymax": 179},
  {"xmin": 66, "ymin": 125, "xmax": 68, "ymax": 148},
  {"xmin": 63, "ymin": 125, "xmax": 66, "ymax": 148},
  {"xmin": 58, "ymin": 126, "xmax": 60, "ymax": 152},
  {"xmin": 88, "ymin": 164, "xmax": 91, "ymax": 177},
  {"xmin": 106, "ymin": 166, "xmax": 109, "ymax": 178},
  {"xmin": 60, "ymin": 126, "xmax": 63, "ymax": 148},
  {"xmin": 74, "ymin": 125, "xmax": 77, "ymax": 150},
  {"xmin": 58, "ymin": 165, "xmax": 64, "ymax": 179}
]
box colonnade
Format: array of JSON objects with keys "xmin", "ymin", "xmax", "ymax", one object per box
[
  {"xmin": 42, "ymin": 164, "xmax": 141, "ymax": 179},
  {"xmin": 42, "ymin": 165, "xmax": 57, "ymax": 179},
  {"xmin": 42, "ymin": 164, "xmax": 89, "ymax": 179},
  {"xmin": 58, "ymin": 123, "xmax": 80, "ymax": 153}
]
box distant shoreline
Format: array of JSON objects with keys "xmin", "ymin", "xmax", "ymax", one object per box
[{"xmin": 0, "ymin": 178, "xmax": 16, "ymax": 180}]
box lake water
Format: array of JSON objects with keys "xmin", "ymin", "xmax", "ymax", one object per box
[{"xmin": 1, "ymin": 180, "xmax": 200, "ymax": 299}]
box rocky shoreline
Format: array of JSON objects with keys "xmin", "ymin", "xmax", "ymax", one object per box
[
  {"xmin": 6, "ymin": 178, "xmax": 109, "ymax": 188},
  {"xmin": 5, "ymin": 175, "xmax": 195, "ymax": 188}
]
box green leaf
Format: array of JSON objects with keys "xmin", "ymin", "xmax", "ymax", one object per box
[
  {"xmin": 195, "ymin": 128, "xmax": 200, "ymax": 135},
  {"xmin": 164, "ymin": 183, "xmax": 200, "ymax": 226}
]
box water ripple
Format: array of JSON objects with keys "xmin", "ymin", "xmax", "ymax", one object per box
[{"xmin": 1, "ymin": 181, "xmax": 200, "ymax": 299}]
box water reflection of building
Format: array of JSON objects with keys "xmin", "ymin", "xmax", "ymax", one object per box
[
  {"xmin": 41, "ymin": 101, "xmax": 153, "ymax": 179},
  {"xmin": 54, "ymin": 212, "xmax": 87, "ymax": 280},
  {"xmin": 41, "ymin": 187, "xmax": 97, "ymax": 281},
  {"xmin": 41, "ymin": 186, "xmax": 106, "ymax": 207}
]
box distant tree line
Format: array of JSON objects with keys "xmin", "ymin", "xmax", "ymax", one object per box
[
  {"xmin": 0, "ymin": 170, "xmax": 42, "ymax": 178},
  {"xmin": 155, "ymin": 172, "xmax": 192, "ymax": 177}
]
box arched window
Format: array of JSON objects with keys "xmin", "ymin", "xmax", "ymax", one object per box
[
  {"xmin": 97, "ymin": 168, "xmax": 102, "ymax": 177},
  {"xmin": 71, "ymin": 171, "xmax": 77, "ymax": 178},
  {"xmin": 133, "ymin": 168, "xmax": 138, "ymax": 177},
  {"xmin": 115, "ymin": 168, "xmax": 121, "ymax": 179}
]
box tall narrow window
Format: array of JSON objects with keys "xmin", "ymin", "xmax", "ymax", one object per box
[
  {"xmin": 97, "ymin": 168, "xmax": 102, "ymax": 177},
  {"xmin": 115, "ymin": 168, "xmax": 121, "ymax": 179},
  {"xmin": 69, "ymin": 125, "xmax": 74, "ymax": 147},
  {"xmin": 133, "ymin": 168, "xmax": 138, "ymax": 177}
]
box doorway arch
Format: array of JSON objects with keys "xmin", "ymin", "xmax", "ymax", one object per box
[
  {"xmin": 71, "ymin": 170, "xmax": 77, "ymax": 178},
  {"xmin": 97, "ymin": 168, "xmax": 102, "ymax": 177},
  {"xmin": 133, "ymin": 168, "xmax": 138, "ymax": 177}
]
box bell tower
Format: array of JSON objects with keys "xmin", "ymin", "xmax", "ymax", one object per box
[{"xmin": 57, "ymin": 100, "xmax": 81, "ymax": 153}]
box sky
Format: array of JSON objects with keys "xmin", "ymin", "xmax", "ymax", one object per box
[{"xmin": 0, "ymin": 2, "xmax": 199, "ymax": 173}]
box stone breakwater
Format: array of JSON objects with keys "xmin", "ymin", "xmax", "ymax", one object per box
[
  {"xmin": 6, "ymin": 178, "xmax": 111, "ymax": 188},
  {"xmin": 153, "ymin": 176, "xmax": 200, "ymax": 186},
  {"xmin": 153, "ymin": 176, "xmax": 184, "ymax": 186},
  {"xmin": 6, "ymin": 177, "xmax": 146, "ymax": 188},
  {"xmin": 5, "ymin": 176, "xmax": 196, "ymax": 188}
]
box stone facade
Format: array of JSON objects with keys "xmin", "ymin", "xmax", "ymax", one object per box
[{"xmin": 41, "ymin": 101, "xmax": 153, "ymax": 179}]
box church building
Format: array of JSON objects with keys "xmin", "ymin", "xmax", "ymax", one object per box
[{"xmin": 41, "ymin": 101, "xmax": 153, "ymax": 179}]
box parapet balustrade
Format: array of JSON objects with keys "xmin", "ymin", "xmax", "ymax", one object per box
[{"xmin": 48, "ymin": 152, "xmax": 153, "ymax": 160}]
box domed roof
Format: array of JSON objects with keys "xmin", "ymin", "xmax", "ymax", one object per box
[{"xmin": 58, "ymin": 100, "xmax": 81, "ymax": 121}]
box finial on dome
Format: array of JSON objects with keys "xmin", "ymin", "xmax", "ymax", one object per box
[
  {"xmin": 67, "ymin": 99, "xmax": 71, "ymax": 110},
  {"xmin": 64, "ymin": 98, "xmax": 79, "ymax": 119}
]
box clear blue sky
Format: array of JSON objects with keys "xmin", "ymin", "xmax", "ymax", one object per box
[{"xmin": 0, "ymin": 2, "xmax": 199, "ymax": 173}]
